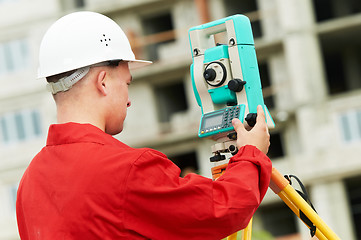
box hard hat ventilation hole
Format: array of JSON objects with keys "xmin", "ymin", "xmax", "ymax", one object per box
[{"xmin": 100, "ymin": 34, "xmax": 111, "ymax": 47}]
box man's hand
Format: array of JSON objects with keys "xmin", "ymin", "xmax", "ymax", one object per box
[{"xmin": 232, "ymin": 105, "xmax": 270, "ymax": 154}]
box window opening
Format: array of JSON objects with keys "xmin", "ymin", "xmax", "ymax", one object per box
[
  {"xmin": 338, "ymin": 109, "xmax": 361, "ymax": 143},
  {"xmin": 0, "ymin": 109, "xmax": 43, "ymax": 145},
  {"xmin": 0, "ymin": 38, "xmax": 29, "ymax": 75},
  {"xmin": 15, "ymin": 112, "xmax": 25, "ymax": 140}
]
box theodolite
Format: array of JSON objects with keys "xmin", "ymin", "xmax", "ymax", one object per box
[
  {"xmin": 189, "ymin": 14, "xmax": 340, "ymax": 240},
  {"xmin": 189, "ymin": 14, "xmax": 274, "ymax": 178}
]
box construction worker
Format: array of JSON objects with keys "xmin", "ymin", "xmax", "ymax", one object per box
[{"xmin": 16, "ymin": 11, "xmax": 272, "ymax": 240}]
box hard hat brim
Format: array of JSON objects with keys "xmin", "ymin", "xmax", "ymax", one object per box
[
  {"xmin": 38, "ymin": 59, "xmax": 153, "ymax": 79},
  {"xmin": 128, "ymin": 59, "xmax": 153, "ymax": 69}
]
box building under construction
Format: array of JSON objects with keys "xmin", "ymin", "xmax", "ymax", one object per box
[{"xmin": 1, "ymin": 0, "xmax": 361, "ymax": 239}]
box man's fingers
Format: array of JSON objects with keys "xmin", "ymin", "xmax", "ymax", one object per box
[
  {"xmin": 256, "ymin": 105, "xmax": 270, "ymax": 135},
  {"xmin": 232, "ymin": 118, "xmax": 245, "ymax": 133},
  {"xmin": 256, "ymin": 105, "xmax": 266, "ymax": 124}
]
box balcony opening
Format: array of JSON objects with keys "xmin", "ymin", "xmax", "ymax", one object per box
[
  {"xmin": 268, "ymin": 132, "xmax": 285, "ymax": 159},
  {"xmin": 75, "ymin": 0, "xmax": 85, "ymax": 8},
  {"xmin": 169, "ymin": 151, "xmax": 199, "ymax": 177},
  {"xmin": 257, "ymin": 203, "xmax": 298, "ymax": 238},
  {"xmin": 313, "ymin": 0, "xmax": 361, "ymax": 22},
  {"xmin": 141, "ymin": 12, "xmax": 175, "ymax": 61},
  {"xmin": 154, "ymin": 81, "xmax": 188, "ymax": 124},
  {"xmin": 224, "ymin": 0, "xmax": 262, "ymax": 38},
  {"xmin": 324, "ymin": 52, "xmax": 347, "ymax": 95},
  {"xmin": 259, "ymin": 62, "xmax": 275, "ymax": 110},
  {"xmin": 345, "ymin": 175, "xmax": 361, "ymax": 239},
  {"xmin": 321, "ymin": 41, "xmax": 361, "ymax": 95},
  {"xmin": 61, "ymin": 0, "xmax": 85, "ymax": 10}
]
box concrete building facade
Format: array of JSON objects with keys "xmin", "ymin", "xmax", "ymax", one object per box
[{"xmin": 0, "ymin": 0, "xmax": 361, "ymax": 239}]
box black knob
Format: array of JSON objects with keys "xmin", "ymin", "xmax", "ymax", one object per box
[
  {"xmin": 228, "ymin": 79, "xmax": 246, "ymax": 92},
  {"xmin": 228, "ymin": 145, "xmax": 238, "ymax": 155},
  {"xmin": 210, "ymin": 154, "xmax": 226, "ymax": 162},
  {"xmin": 245, "ymin": 113, "xmax": 257, "ymax": 127},
  {"xmin": 227, "ymin": 132, "xmax": 237, "ymax": 140},
  {"xmin": 203, "ymin": 68, "xmax": 216, "ymax": 82}
]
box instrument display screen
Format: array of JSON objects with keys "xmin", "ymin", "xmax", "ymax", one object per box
[
  {"xmin": 199, "ymin": 105, "xmax": 244, "ymax": 138},
  {"xmin": 202, "ymin": 112, "xmax": 223, "ymax": 129}
]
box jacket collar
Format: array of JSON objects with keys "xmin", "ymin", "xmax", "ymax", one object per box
[{"xmin": 46, "ymin": 122, "xmax": 126, "ymax": 147}]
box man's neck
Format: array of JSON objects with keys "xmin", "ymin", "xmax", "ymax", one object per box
[{"xmin": 57, "ymin": 106, "xmax": 105, "ymax": 132}]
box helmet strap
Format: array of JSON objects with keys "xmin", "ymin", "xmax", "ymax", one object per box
[{"xmin": 46, "ymin": 67, "xmax": 90, "ymax": 94}]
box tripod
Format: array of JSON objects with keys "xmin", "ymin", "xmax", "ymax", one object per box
[{"xmin": 210, "ymin": 140, "xmax": 341, "ymax": 240}]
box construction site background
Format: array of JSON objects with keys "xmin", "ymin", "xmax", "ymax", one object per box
[{"xmin": 1, "ymin": 0, "xmax": 361, "ymax": 239}]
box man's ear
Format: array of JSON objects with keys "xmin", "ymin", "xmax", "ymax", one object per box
[{"xmin": 96, "ymin": 70, "xmax": 108, "ymax": 96}]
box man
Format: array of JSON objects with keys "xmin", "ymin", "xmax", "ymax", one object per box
[{"xmin": 16, "ymin": 11, "xmax": 272, "ymax": 240}]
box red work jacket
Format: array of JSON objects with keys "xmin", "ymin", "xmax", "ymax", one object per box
[{"xmin": 16, "ymin": 123, "xmax": 272, "ymax": 240}]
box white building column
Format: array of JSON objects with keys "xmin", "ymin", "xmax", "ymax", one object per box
[
  {"xmin": 275, "ymin": 0, "xmax": 329, "ymax": 158},
  {"xmin": 276, "ymin": 0, "xmax": 327, "ymax": 105}
]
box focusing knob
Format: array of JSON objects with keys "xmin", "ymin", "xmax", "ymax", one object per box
[
  {"xmin": 203, "ymin": 69, "xmax": 216, "ymax": 82},
  {"xmin": 203, "ymin": 61, "xmax": 227, "ymax": 86},
  {"xmin": 228, "ymin": 79, "xmax": 246, "ymax": 92},
  {"xmin": 245, "ymin": 113, "xmax": 257, "ymax": 127}
]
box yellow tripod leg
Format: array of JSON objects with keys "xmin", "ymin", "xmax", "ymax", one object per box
[
  {"xmin": 241, "ymin": 218, "xmax": 253, "ymax": 240},
  {"xmin": 226, "ymin": 232, "xmax": 238, "ymax": 240},
  {"xmin": 278, "ymin": 190, "xmax": 328, "ymax": 240},
  {"xmin": 270, "ymin": 168, "xmax": 340, "ymax": 240},
  {"xmin": 226, "ymin": 217, "xmax": 253, "ymax": 240},
  {"xmin": 282, "ymin": 185, "xmax": 339, "ymax": 240}
]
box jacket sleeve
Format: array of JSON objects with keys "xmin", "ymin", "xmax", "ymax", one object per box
[{"xmin": 123, "ymin": 145, "xmax": 272, "ymax": 240}]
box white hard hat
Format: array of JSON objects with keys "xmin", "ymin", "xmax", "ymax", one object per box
[{"xmin": 38, "ymin": 11, "xmax": 151, "ymax": 79}]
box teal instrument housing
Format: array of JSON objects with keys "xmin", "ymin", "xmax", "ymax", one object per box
[
  {"xmin": 237, "ymin": 44, "xmax": 263, "ymax": 113},
  {"xmin": 190, "ymin": 64, "xmax": 202, "ymax": 110},
  {"xmin": 189, "ymin": 14, "xmax": 275, "ymax": 138},
  {"xmin": 204, "ymin": 45, "xmax": 229, "ymax": 63},
  {"xmin": 208, "ymin": 86, "xmax": 236, "ymax": 105},
  {"xmin": 204, "ymin": 45, "xmax": 237, "ymax": 105},
  {"xmin": 188, "ymin": 15, "xmax": 254, "ymax": 51}
]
